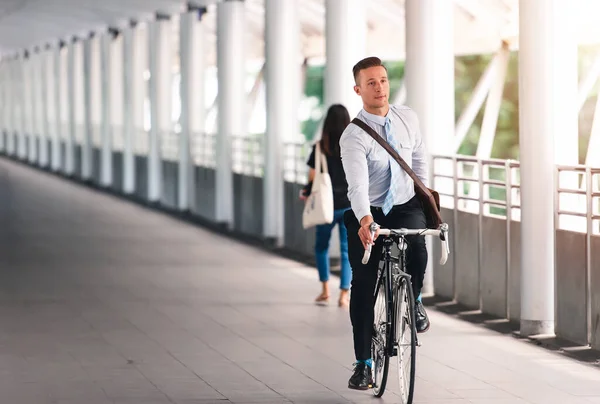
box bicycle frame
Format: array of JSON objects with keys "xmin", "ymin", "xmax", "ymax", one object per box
[{"xmin": 375, "ymin": 235, "xmax": 411, "ymax": 357}]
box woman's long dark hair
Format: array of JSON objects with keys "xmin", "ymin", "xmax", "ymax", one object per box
[{"xmin": 320, "ymin": 104, "xmax": 350, "ymax": 157}]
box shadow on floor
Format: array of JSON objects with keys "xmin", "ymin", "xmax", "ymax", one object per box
[{"xmin": 423, "ymin": 295, "xmax": 600, "ymax": 367}]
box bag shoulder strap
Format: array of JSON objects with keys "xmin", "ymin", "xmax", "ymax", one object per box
[
  {"xmin": 314, "ymin": 142, "xmax": 321, "ymax": 175},
  {"xmin": 351, "ymin": 117, "xmax": 431, "ymax": 195},
  {"xmin": 314, "ymin": 142, "xmax": 329, "ymax": 177}
]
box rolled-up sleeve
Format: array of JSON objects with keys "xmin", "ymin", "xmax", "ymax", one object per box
[{"xmin": 340, "ymin": 125, "xmax": 371, "ymax": 222}]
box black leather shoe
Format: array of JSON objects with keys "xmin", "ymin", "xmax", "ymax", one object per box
[
  {"xmin": 348, "ymin": 362, "xmax": 373, "ymax": 390},
  {"xmin": 415, "ymin": 300, "xmax": 430, "ymax": 333}
]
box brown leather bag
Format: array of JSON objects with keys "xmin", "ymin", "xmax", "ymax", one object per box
[{"xmin": 351, "ymin": 117, "xmax": 443, "ymax": 229}]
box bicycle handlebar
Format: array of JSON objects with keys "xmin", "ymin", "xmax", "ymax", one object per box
[{"xmin": 361, "ymin": 222, "xmax": 450, "ymax": 266}]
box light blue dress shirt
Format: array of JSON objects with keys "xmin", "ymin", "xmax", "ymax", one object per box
[{"xmin": 339, "ymin": 105, "xmax": 429, "ymax": 222}]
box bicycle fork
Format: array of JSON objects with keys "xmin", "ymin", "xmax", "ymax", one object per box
[{"xmin": 392, "ymin": 266, "xmax": 422, "ymax": 350}]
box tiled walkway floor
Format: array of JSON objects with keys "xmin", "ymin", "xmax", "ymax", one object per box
[{"xmin": 1, "ymin": 158, "xmax": 599, "ymax": 404}]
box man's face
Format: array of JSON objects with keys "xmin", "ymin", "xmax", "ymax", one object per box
[{"xmin": 354, "ymin": 66, "xmax": 389, "ymax": 110}]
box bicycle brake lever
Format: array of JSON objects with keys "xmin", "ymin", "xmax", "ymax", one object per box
[{"xmin": 439, "ymin": 223, "xmax": 448, "ymax": 241}]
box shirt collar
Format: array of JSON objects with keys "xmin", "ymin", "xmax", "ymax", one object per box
[{"xmin": 361, "ymin": 108, "xmax": 389, "ymax": 127}]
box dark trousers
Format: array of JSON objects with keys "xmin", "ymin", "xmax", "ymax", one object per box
[{"xmin": 343, "ymin": 195, "xmax": 428, "ymax": 361}]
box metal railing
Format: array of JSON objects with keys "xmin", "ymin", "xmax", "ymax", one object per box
[
  {"xmin": 283, "ymin": 141, "xmax": 310, "ymax": 184},
  {"xmin": 161, "ymin": 130, "xmax": 179, "ymax": 162},
  {"xmin": 555, "ymin": 166, "xmax": 600, "ymax": 234},
  {"xmin": 432, "ymin": 155, "xmax": 600, "ymax": 346},
  {"xmin": 188, "ymin": 132, "xmax": 310, "ymax": 181},
  {"xmin": 191, "ymin": 132, "xmax": 215, "ymax": 168},
  {"xmin": 231, "ymin": 136, "xmax": 263, "ymax": 177},
  {"xmin": 111, "ymin": 125, "xmax": 124, "ymax": 151},
  {"xmin": 555, "ymin": 165, "xmax": 600, "ymax": 344},
  {"xmin": 91, "ymin": 123, "xmax": 102, "ymax": 147},
  {"xmin": 432, "ymin": 155, "xmax": 521, "ymax": 318},
  {"xmin": 134, "ymin": 128, "xmax": 149, "ymax": 155}
]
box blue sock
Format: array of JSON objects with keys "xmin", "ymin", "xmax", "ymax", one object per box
[
  {"xmin": 358, "ymin": 359, "xmax": 373, "ymax": 368},
  {"xmin": 417, "ymin": 293, "xmax": 422, "ymax": 302}
]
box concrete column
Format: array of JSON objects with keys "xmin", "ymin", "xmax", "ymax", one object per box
[
  {"xmin": 111, "ymin": 35, "xmax": 124, "ymax": 157},
  {"xmin": 7, "ymin": 59, "xmax": 16, "ymax": 155},
  {"xmin": 518, "ymin": 0, "xmax": 570, "ymax": 336},
  {"xmin": 7, "ymin": 59, "xmax": 15, "ymax": 154},
  {"xmin": 124, "ymin": 25, "xmax": 146, "ymax": 195},
  {"xmin": 179, "ymin": 9, "xmax": 204, "ymax": 211},
  {"xmin": 19, "ymin": 57, "xmax": 27, "ymax": 159},
  {"xmin": 405, "ymin": 0, "xmax": 455, "ymax": 158},
  {"xmin": 24, "ymin": 54, "xmax": 33, "ymax": 162},
  {"xmin": 100, "ymin": 33, "xmax": 113, "ymax": 187},
  {"xmin": 26, "ymin": 54, "xmax": 33, "ymax": 162},
  {"xmin": 33, "ymin": 51, "xmax": 43, "ymax": 165},
  {"xmin": 82, "ymin": 36, "xmax": 101, "ymax": 180},
  {"xmin": 405, "ymin": 0, "xmax": 455, "ymax": 296},
  {"xmin": 1, "ymin": 60, "xmax": 8, "ymax": 153},
  {"xmin": 11, "ymin": 59, "xmax": 20, "ymax": 156},
  {"xmin": 264, "ymin": 0, "xmax": 300, "ymax": 245},
  {"xmin": 66, "ymin": 41, "xmax": 78, "ymax": 175},
  {"xmin": 2, "ymin": 61, "xmax": 7, "ymax": 153},
  {"xmin": 82, "ymin": 38, "xmax": 93, "ymax": 180},
  {"xmin": 325, "ymin": 0, "xmax": 366, "ymax": 117},
  {"xmin": 123, "ymin": 26, "xmax": 138, "ymax": 193},
  {"xmin": 17, "ymin": 57, "xmax": 25, "ymax": 158},
  {"xmin": 21, "ymin": 55, "xmax": 31, "ymax": 161},
  {"xmin": 32, "ymin": 52, "xmax": 42, "ymax": 165},
  {"xmin": 216, "ymin": 0, "xmax": 245, "ymax": 226},
  {"xmin": 148, "ymin": 17, "xmax": 172, "ymax": 202},
  {"xmin": 3, "ymin": 61, "xmax": 8, "ymax": 152},
  {"xmin": 0, "ymin": 61, "xmax": 6, "ymax": 153},
  {"xmin": 39, "ymin": 50, "xmax": 50, "ymax": 167},
  {"xmin": 52, "ymin": 46, "xmax": 62, "ymax": 171},
  {"xmin": 27, "ymin": 53, "xmax": 34, "ymax": 163}
]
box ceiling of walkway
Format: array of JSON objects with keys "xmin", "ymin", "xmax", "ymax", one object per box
[{"xmin": 2, "ymin": 0, "xmax": 600, "ymax": 62}]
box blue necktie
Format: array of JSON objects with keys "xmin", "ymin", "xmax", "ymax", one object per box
[{"xmin": 382, "ymin": 117, "xmax": 401, "ymax": 215}]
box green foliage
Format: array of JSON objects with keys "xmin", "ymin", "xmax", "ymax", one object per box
[
  {"xmin": 302, "ymin": 65, "xmax": 325, "ymax": 141},
  {"xmin": 383, "ymin": 60, "xmax": 405, "ymax": 100},
  {"xmin": 454, "ymin": 52, "xmax": 520, "ymax": 160}
]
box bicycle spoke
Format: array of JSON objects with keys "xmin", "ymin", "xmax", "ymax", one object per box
[
  {"xmin": 395, "ymin": 278, "xmax": 416, "ymax": 404},
  {"xmin": 371, "ymin": 280, "xmax": 390, "ymax": 397}
]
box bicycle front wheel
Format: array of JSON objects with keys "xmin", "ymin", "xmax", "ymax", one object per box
[
  {"xmin": 371, "ymin": 276, "xmax": 390, "ymax": 397},
  {"xmin": 395, "ymin": 277, "xmax": 417, "ymax": 403}
]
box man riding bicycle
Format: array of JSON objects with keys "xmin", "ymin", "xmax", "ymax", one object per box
[{"xmin": 339, "ymin": 56, "xmax": 431, "ymax": 390}]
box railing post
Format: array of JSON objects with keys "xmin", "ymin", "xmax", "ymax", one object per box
[
  {"xmin": 505, "ymin": 160, "xmax": 513, "ymax": 320},
  {"xmin": 478, "ymin": 159, "xmax": 484, "ymax": 311},
  {"xmin": 586, "ymin": 166, "xmax": 592, "ymax": 345},
  {"xmin": 452, "ymin": 155, "xmax": 459, "ymax": 302}
]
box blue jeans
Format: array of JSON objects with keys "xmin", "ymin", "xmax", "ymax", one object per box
[{"xmin": 315, "ymin": 208, "xmax": 352, "ymax": 290}]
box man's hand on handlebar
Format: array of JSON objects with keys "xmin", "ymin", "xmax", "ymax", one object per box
[{"xmin": 359, "ymin": 216, "xmax": 379, "ymax": 250}]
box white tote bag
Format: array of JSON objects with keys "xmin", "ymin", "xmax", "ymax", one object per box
[{"xmin": 302, "ymin": 143, "xmax": 334, "ymax": 229}]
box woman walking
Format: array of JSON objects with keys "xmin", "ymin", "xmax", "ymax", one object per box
[{"xmin": 301, "ymin": 104, "xmax": 352, "ymax": 308}]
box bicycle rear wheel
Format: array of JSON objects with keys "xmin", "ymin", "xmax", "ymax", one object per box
[
  {"xmin": 372, "ymin": 274, "xmax": 391, "ymax": 397},
  {"xmin": 395, "ymin": 277, "xmax": 417, "ymax": 403}
]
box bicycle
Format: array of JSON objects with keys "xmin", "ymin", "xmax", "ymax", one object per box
[{"xmin": 362, "ymin": 222, "xmax": 450, "ymax": 402}]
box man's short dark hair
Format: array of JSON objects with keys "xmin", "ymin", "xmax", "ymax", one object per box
[{"xmin": 352, "ymin": 56, "xmax": 387, "ymax": 84}]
